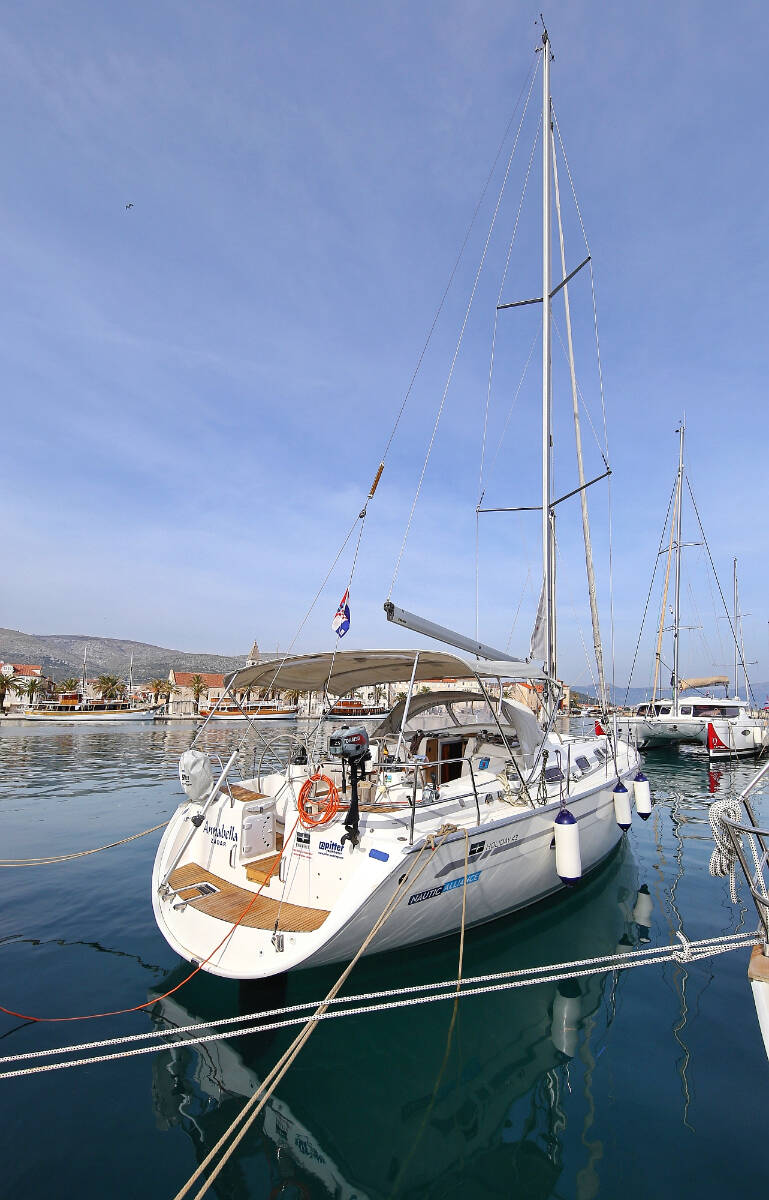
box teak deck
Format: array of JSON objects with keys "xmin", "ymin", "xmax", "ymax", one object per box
[
  {"xmin": 245, "ymin": 832, "xmax": 285, "ymax": 885},
  {"xmin": 749, "ymin": 944, "xmax": 769, "ymax": 984},
  {"xmin": 228, "ymin": 784, "xmax": 267, "ymax": 803},
  {"xmin": 168, "ymin": 862, "xmax": 329, "ymax": 933}
]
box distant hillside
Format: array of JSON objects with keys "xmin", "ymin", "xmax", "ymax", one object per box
[
  {"xmin": 576, "ymin": 682, "xmax": 769, "ymax": 705},
  {"xmin": 0, "ymin": 629, "xmax": 250, "ymax": 683}
]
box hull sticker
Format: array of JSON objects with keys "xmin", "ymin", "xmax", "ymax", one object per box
[{"xmin": 408, "ymin": 871, "xmax": 481, "ymax": 905}]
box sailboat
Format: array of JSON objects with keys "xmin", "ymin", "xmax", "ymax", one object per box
[
  {"xmin": 615, "ymin": 422, "xmax": 768, "ymax": 758},
  {"xmin": 151, "ymin": 28, "xmax": 642, "ymax": 980}
]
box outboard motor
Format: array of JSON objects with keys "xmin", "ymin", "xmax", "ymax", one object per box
[{"xmin": 328, "ymin": 725, "xmax": 370, "ymax": 849}]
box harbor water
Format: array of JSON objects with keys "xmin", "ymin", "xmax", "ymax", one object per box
[{"xmin": 0, "ymin": 719, "xmax": 767, "ymax": 1198}]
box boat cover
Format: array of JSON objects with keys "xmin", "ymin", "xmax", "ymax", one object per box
[
  {"xmin": 227, "ymin": 649, "xmax": 546, "ymax": 696},
  {"xmin": 678, "ymin": 676, "xmax": 729, "ymax": 691}
]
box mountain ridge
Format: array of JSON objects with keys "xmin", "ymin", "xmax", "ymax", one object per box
[{"xmin": 0, "ymin": 628, "xmax": 248, "ymax": 683}]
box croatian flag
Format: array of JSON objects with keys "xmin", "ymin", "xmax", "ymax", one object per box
[{"xmin": 332, "ymin": 589, "xmax": 351, "ymax": 638}]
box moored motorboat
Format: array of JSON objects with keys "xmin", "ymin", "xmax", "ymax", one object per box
[
  {"xmin": 198, "ymin": 700, "xmax": 298, "ymax": 722},
  {"xmin": 22, "ymin": 697, "xmax": 158, "ymax": 723},
  {"xmin": 323, "ymin": 697, "xmax": 390, "ymax": 722}
]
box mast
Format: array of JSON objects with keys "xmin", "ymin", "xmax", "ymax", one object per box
[
  {"xmin": 672, "ymin": 419, "xmax": 685, "ymax": 715},
  {"xmin": 551, "ymin": 126, "xmax": 606, "ymax": 710},
  {"xmin": 733, "ymin": 558, "xmax": 739, "ymax": 699},
  {"xmin": 651, "ymin": 481, "xmax": 679, "ymax": 705},
  {"xmin": 81, "ymin": 645, "xmax": 87, "ymax": 699},
  {"xmin": 541, "ymin": 26, "xmax": 555, "ymax": 682}
]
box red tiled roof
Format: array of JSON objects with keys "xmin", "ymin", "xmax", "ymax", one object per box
[
  {"xmin": 171, "ymin": 672, "xmax": 225, "ymax": 688},
  {"xmin": 1, "ymin": 663, "xmax": 42, "ymax": 676}
]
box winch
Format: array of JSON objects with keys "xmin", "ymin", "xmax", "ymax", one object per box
[{"xmin": 327, "ymin": 725, "xmax": 370, "ymax": 849}]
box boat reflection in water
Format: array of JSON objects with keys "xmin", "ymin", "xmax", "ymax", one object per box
[{"xmin": 149, "ymin": 840, "xmax": 650, "ymax": 1199}]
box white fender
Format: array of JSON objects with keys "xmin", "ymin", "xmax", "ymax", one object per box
[
  {"xmin": 633, "ymin": 771, "xmax": 652, "ymax": 820},
  {"xmin": 613, "ymin": 781, "xmax": 632, "ymax": 831},
  {"xmin": 554, "ymin": 808, "xmax": 581, "ymax": 885}
]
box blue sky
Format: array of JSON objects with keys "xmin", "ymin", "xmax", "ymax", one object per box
[{"xmin": 2, "ymin": 1, "xmax": 769, "ymax": 689}]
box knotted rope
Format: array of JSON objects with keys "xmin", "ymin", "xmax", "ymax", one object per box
[{"xmin": 708, "ymin": 797, "xmax": 743, "ymax": 902}]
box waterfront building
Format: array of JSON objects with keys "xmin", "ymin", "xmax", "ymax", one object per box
[{"xmin": 167, "ymin": 670, "xmax": 225, "ymax": 717}]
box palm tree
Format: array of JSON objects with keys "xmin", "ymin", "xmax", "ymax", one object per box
[
  {"xmin": 190, "ymin": 674, "xmax": 207, "ymax": 713},
  {"xmin": 148, "ymin": 678, "xmax": 168, "ymax": 706},
  {"xmin": 56, "ymin": 678, "xmax": 81, "ymax": 694},
  {"xmin": 96, "ymin": 674, "xmax": 122, "ymax": 700},
  {"xmin": 0, "ymin": 673, "xmax": 13, "ymax": 712},
  {"xmin": 24, "ymin": 678, "xmax": 44, "ymax": 708}
]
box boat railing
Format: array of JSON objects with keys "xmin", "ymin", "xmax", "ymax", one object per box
[
  {"xmin": 209, "ymin": 754, "xmax": 237, "ymax": 804},
  {"xmin": 720, "ymin": 812, "xmax": 769, "ymax": 942},
  {"xmin": 406, "ymin": 756, "xmax": 483, "ymax": 845},
  {"xmin": 719, "ymin": 759, "xmax": 769, "ymax": 942}
]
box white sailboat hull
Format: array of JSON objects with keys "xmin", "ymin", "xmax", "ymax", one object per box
[
  {"xmin": 152, "ymin": 741, "xmax": 640, "ymax": 980},
  {"xmin": 615, "ymin": 714, "xmax": 707, "ymax": 748},
  {"xmin": 617, "ymin": 711, "xmax": 769, "ymax": 756}
]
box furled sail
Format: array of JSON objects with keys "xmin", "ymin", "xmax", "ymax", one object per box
[{"xmin": 529, "ymin": 579, "xmax": 547, "ymax": 662}]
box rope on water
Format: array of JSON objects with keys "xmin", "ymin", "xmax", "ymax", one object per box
[
  {"xmin": 0, "ymin": 814, "xmax": 301, "ymax": 1023},
  {"xmin": 0, "ymin": 929, "xmax": 758, "ymax": 1082},
  {"xmin": 709, "ymin": 798, "xmax": 743, "ymax": 902},
  {"xmin": 170, "ymin": 828, "xmax": 452, "ymax": 1200},
  {"xmin": 0, "ymin": 821, "xmax": 170, "ymax": 867}
]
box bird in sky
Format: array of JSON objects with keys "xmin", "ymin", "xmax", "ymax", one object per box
[{"xmin": 125, "ymin": 202, "xmax": 134, "ymax": 210}]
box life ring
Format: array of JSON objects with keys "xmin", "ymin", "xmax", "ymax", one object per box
[{"xmin": 298, "ymin": 773, "xmax": 340, "ymax": 828}]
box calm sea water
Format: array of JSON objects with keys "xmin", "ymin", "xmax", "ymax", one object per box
[{"xmin": 0, "ymin": 719, "xmax": 767, "ymax": 1199}]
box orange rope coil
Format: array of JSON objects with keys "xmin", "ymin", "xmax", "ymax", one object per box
[{"xmin": 298, "ymin": 774, "xmax": 340, "ymax": 828}]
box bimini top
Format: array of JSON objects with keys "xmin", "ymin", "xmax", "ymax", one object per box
[{"xmin": 227, "ymin": 649, "xmax": 545, "ymax": 697}]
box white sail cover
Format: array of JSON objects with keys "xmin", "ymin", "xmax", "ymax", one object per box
[{"xmin": 529, "ymin": 580, "xmax": 547, "ymax": 662}]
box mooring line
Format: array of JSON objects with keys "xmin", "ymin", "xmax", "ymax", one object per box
[
  {"xmin": 0, "ymin": 821, "xmax": 170, "ymax": 867},
  {"xmin": 0, "ymin": 816, "xmax": 301, "ymax": 1024},
  {"xmin": 170, "ymin": 829, "xmax": 452, "ymax": 1200},
  {"xmin": 0, "ymin": 930, "xmax": 757, "ymax": 1082}
]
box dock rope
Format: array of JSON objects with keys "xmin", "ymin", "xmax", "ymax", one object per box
[
  {"xmin": 0, "ymin": 821, "xmax": 169, "ymax": 867},
  {"xmin": 0, "ymin": 929, "xmax": 758, "ymax": 1083},
  {"xmin": 709, "ymin": 797, "xmax": 769, "ymax": 908},
  {"xmin": 708, "ymin": 798, "xmax": 744, "ymax": 902}
]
